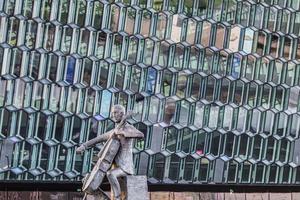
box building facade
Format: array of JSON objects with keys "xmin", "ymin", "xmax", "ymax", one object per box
[{"xmin": 0, "ymin": 0, "xmax": 300, "ymax": 187}]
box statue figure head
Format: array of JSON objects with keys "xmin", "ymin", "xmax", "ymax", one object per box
[{"xmin": 111, "ymin": 104, "xmax": 125, "ymax": 123}]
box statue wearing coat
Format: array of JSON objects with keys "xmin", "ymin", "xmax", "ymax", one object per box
[{"xmin": 76, "ymin": 105, "xmax": 144, "ymax": 200}]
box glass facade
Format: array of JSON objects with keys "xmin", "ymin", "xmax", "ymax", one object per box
[{"xmin": 0, "ymin": 0, "xmax": 300, "ymax": 185}]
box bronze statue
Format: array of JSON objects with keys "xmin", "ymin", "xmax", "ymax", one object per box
[{"xmin": 76, "ymin": 105, "xmax": 144, "ymax": 200}]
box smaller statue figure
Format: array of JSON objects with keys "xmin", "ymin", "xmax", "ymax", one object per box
[{"xmin": 76, "ymin": 105, "xmax": 144, "ymax": 200}]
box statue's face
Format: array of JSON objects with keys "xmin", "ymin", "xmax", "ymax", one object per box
[{"xmin": 112, "ymin": 107, "xmax": 124, "ymax": 123}]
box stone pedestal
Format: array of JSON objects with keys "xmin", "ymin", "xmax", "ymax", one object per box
[
  {"xmin": 125, "ymin": 176, "xmax": 149, "ymax": 200},
  {"xmin": 112, "ymin": 175, "xmax": 149, "ymax": 200},
  {"xmin": 84, "ymin": 175, "xmax": 149, "ymax": 200}
]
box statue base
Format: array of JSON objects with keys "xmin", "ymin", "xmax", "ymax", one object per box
[
  {"xmin": 120, "ymin": 175, "xmax": 149, "ymax": 200},
  {"xmin": 83, "ymin": 175, "xmax": 149, "ymax": 200}
]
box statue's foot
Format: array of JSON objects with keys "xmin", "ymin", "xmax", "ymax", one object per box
[
  {"xmin": 84, "ymin": 193, "xmax": 110, "ymax": 200},
  {"xmin": 83, "ymin": 190, "xmax": 110, "ymax": 200}
]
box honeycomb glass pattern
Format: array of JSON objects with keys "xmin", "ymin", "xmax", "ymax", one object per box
[{"xmin": 0, "ymin": 0, "xmax": 300, "ymax": 185}]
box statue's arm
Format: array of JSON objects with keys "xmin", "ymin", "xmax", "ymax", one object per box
[
  {"xmin": 121, "ymin": 125, "xmax": 144, "ymax": 138},
  {"xmin": 84, "ymin": 130, "xmax": 113, "ymax": 148},
  {"xmin": 76, "ymin": 130, "xmax": 113, "ymax": 153}
]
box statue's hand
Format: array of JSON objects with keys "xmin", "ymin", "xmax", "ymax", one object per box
[
  {"xmin": 115, "ymin": 130, "xmax": 125, "ymax": 138},
  {"xmin": 76, "ymin": 145, "xmax": 85, "ymax": 153},
  {"xmin": 115, "ymin": 131, "xmax": 124, "ymax": 136}
]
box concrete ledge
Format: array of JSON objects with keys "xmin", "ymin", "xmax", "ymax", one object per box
[{"xmin": 2, "ymin": 191, "xmax": 299, "ymax": 200}]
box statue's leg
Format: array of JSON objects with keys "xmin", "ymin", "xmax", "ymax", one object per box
[{"xmin": 107, "ymin": 168, "xmax": 126, "ymax": 200}]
